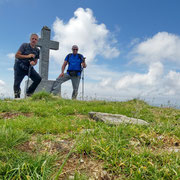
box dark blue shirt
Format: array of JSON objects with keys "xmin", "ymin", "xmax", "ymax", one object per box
[{"xmin": 17, "ymin": 43, "xmax": 40, "ymax": 66}]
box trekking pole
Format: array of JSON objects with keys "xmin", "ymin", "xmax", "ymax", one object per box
[
  {"xmin": 81, "ymin": 57, "xmax": 86, "ymax": 101},
  {"xmin": 82, "ymin": 68, "xmax": 84, "ymax": 100},
  {"xmin": 25, "ymin": 64, "xmax": 32, "ymax": 98}
]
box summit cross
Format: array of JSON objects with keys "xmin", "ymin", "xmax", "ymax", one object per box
[{"xmin": 37, "ymin": 26, "xmax": 59, "ymax": 80}]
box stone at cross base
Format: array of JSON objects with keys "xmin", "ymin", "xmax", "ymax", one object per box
[{"xmin": 24, "ymin": 26, "xmax": 59, "ymax": 95}]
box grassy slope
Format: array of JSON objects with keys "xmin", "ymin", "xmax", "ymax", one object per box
[{"xmin": 0, "ymin": 92, "xmax": 179, "ymax": 179}]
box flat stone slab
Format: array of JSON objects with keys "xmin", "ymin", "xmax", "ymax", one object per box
[{"xmin": 89, "ymin": 112, "xmax": 149, "ymax": 126}]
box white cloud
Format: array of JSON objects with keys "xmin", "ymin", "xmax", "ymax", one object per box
[
  {"xmin": 131, "ymin": 32, "xmax": 180, "ymax": 65},
  {"xmin": 163, "ymin": 71, "xmax": 180, "ymax": 95},
  {"xmin": 7, "ymin": 68, "xmax": 13, "ymax": 71},
  {"xmin": 115, "ymin": 62, "xmax": 164, "ymax": 95},
  {"xmin": 100, "ymin": 77, "xmax": 111, "ymax": 87},
  {"xmin": 111, "ymin": 31, "xmax": 180, "ymax": 99},
  {"xmin": 0, "ymin": 80, "xmax": 5, "ymax": 86},
  {"xmin": 0, "ymin": 80, "xmax": 6, "ymax": 96},
  {"xmin": 7, "ymin": 53, "xmax": 15, "ymax": 59},
  {"xmin": 115, "ymin": 44, "xmax": 180, "ymax": 99},
  {"xmin": 0, "ymin": 79, "xmax": 14, "ymax": 98},
  {"xmin": 51, "ymin": 8, "xmax": 120, "ymax": 64},
  {"xmin": 129, "ymin": 38, "xmax": 140, "ymax": 47}
]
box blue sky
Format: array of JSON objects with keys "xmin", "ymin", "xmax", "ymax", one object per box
[{"xmin": 0, "ymin": 0, "xmax": 180, "ymax": 106}]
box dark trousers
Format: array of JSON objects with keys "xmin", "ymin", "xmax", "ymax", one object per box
[{"xmin": 14, "ymin": 62, "xmax": 41, "ymax": 96}]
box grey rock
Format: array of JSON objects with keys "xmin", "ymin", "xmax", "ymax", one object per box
[{"xmin": 89, "ymin": 112, "xmax": 149, "ymax": 125}]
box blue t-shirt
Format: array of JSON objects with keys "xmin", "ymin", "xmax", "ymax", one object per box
[{"xmin": 65, "ymin": 53, "xmax": 84, "ymax": 76}]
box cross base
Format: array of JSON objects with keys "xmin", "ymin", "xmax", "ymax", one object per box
[{"xmin": 24, "ymin": 80, "xmax": 60, "ymax": 96}]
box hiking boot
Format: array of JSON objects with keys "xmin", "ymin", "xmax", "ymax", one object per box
[
  {"xmin": 14, "ymin": 91, "xmax": 20, "ymax": 98},
  {"xmin": 15, "ymin": 94, "xmax": 20, "ymax": 98},
  {"xmin": 26, "ymin": 93, "xmax": 32, "ymax": 97}
]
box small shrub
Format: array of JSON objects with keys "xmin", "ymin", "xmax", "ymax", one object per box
[{"xmin": 31, "ymin": 92, "xmax": 55, "ymax": 101}]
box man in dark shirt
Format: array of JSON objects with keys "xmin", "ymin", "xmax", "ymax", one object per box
[{"xmin": 14, "ymin": 34, "xmax": 42, "ymax": 98}]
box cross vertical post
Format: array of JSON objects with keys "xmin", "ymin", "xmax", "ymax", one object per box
[{"xmin": 37, "ymin": 26, "xmax": 59, "ymax": 80}]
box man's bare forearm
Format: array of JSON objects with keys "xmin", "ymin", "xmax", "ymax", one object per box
[
  {"xmin": 15, "ymin": 51, "xmax": 35, "ymax": 59},
  {"xmin": 61, "ymin": 64, "xmax": 66, "ymax": 73},
  {"xmin": 61, "ymin": 61, "xmax": 67, "ymax": 73}
]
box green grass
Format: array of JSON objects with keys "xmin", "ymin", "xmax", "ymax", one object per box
[{"xmin": 0, "ymin": 92, "xmax": 179, "ymax": 179}]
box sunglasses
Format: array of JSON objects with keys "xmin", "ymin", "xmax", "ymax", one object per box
[{"xmin": 73, "ymin": 49, "xmax": 78, "ymax": 51}]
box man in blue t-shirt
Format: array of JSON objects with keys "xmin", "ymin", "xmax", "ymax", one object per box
[
  {"xmin": 14, "ymin": 34, "xmax": 41, "ymax": 98},
  {"xmin": 51, "ymin": 45, "xmax": 87, "ymax": 99}
]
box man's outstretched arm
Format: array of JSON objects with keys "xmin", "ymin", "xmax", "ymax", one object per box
[
  {"xmin": 58, "ymin": 61, "xmax": 68, "ymax": 78},
  {"xmin": 15, "ymin": 51, "xmax": 35, "ymax": 59}
]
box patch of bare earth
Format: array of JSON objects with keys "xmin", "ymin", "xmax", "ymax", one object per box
[
  {"xmin": 16, "ymin": 135, "xmax": 117, "ymax": 179},
  {"xmin": 16, "ymin": 135, "xmax": 74, "ymax": 155},
  {"xmin": 130, "ymin": 133, "xmax": 180, "ymax": 153},
  {"xmin": 56, "ymin": 153, "xmax": 115, "ymax": 180},
  {"xmin": 76, "ymin": 114, "xmax": 89, "ymax": 119},
  {"xmin": 0, "ymin": 112, "xmax": 33, "ymax": 119}
]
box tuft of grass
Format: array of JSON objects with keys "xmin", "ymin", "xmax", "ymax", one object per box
[
  {"xmin": 0, "ymin": 126, "xmax": 29, "ymax": 149},
  {"xmin": 31, "ymin": 91, "xmax": 55, "ymax": 101},
  {"xmin": 0, "ymin": 150, "xmax": 56, "ymax": 179}
]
